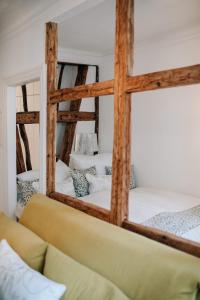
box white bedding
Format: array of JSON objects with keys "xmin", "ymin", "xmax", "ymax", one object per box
[{"xmin": 80, "ymin": 188, "xmax": 200, "ymax": 243}]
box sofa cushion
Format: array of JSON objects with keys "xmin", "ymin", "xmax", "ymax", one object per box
[
  {"xmin": 44, "ymin": 245, "xmax": 129, "ymax": 300},
  {"xmin": 0, "ymin": 212, "xmax": 47, "ymax": 272},
  {"xmin": 20, "ymin": 194, "xmax": 200, "ymax": 300}
]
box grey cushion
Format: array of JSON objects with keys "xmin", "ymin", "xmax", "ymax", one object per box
[
  {"xmin": 71, "ymin": 166, "xmax": 96, "ymax": 197},
  {"xmin": 105, "ymin": 165, "xmax": 136, "ymax": 189}
]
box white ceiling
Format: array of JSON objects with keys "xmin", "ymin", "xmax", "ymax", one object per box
[
  {"xmin": 0, "ymin": 0, "xmax": 199, "ymax": 55},
  {"xmin": 58, "ymin": 0, "xmax": 200, "ymax": 55},
  {"xmin": 0, "ymin": 0, "xmax": 56, "ymax": 34}
]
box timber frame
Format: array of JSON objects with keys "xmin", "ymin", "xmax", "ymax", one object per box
[{"xmin": 46, "ymin": 0, "xmax": 200, "ymax": 257}]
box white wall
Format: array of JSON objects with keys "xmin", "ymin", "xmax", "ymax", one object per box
[{"xmin": 99, "ymin": 35, "xmax": 200, "ymax": 197}]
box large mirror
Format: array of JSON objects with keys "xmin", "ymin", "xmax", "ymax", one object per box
[{"xmin": 54, "ymin": 0, "xmax": 115, "ymax": 210}]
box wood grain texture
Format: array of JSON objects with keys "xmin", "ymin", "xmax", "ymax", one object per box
[
  {"xmin": 60, "ymin": 65, "xmax": 88, "ymax": 164},
  {"xmin": 50, "ymin": 79, "xmax": 114, "ymax": 103},
  {"xmin": 46, "ymin": 22, "xmax": 58, "ymax": 195},
  {"xmin": 110, "ymin": 0, "xmax": 133, "ymax": 226},
  {"xmin": 16, "ymin": 125, "xmax": 26, "ymax": 174},
  {"xmin": 126, "ymin": 64, "xmax": 200, "ymax": 93},
  {"xmin": 57, "ymin": 111, "xmax": 96, "ymax": 122},
  {"xmin": 16, "ymin": 111, "xmax": 95, "ymax": 124},
  {"xmin": 50, "ymin": 192, "xmax": 110, "ymax": 222},
  {"xmin": 16, "ymin": 112, "xmax": 39, "ymax": 124},
  {"xmin": 123, "ymin": 220, "xmax": 200, "ymax": 257}
]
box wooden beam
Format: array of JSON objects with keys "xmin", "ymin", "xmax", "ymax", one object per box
[
  {"xmin": 19, "ymin": 84, "xmax": 32, "ymax": 171},
  {"xmin": 57, "ymin": 111, "xmax": 96, "ymax": 123},
  {"xmin": 19, "ymin": 124, "xmax": 32, "ymax": 171},
  {"xmin": 16, "ymin": 112, "xmax": 39, "ymax": 124},
  {"xmin": 95, "ymin": 66, "xmax": 99, "ymax": 144},
  {"xmin": 60, "ymin": 65, "xmax": 88, "ymax": 164},
  {"xmin": 126, "ymin": 64, "xmax": 200, "ymax": 93},
  {"xmin": 16, "ymin": 125, "xmax": 26, "ymax": 174},
  {"xmin": 123, "ymin": 220, "xmax": 200, "ymax": 258},
  {"xmin": 57, "ymin": 63, "xmax": 65, "ymax": 111},
  {"xmin": 22, "ymin": 85, "xmax": 28, "ymax": 112},
  {"xmin": 50, "ymin": 192, "xmax": 110, "ymax": 222},
  {"xmin": 16, "ymin": 111, "xmax": 95, "ymax": 124},
  {"xmin": 110, "ymin": 0, "xmax": 133, "ymax": 226},
  {"xmin": 46, "ymin": 22, "xmax": 58, "ymax": 195},
  {"xmin": 50, "ymin": 80, "xmax": 114, "ymax": 104}
]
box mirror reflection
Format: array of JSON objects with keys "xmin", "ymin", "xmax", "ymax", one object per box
[{"xmin": 129, "ymin": 85, "xmax": 200, "ymax": 243}]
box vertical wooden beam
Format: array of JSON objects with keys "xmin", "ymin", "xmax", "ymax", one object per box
[
  {"xmin": 60, "ymin": 65, "xmax": 88, "ymax": 164},
  {"xmin": 95, "ymin": 66, "xmax": 99, "ymax": 152},
  {"xmin": 57, "ymin": 63, "xmax": 65, "ymax": 111},
  {"xmin": 46, "ymin": 22, "xmax": 58, "ymax": 195},
  {"xmin": 110, "ymin": 0, "xmax": 134, "ymax": 225},
  {"xmin": 16, "ymin": 125, "xmax": 26, "ymax": 174},
  {"xmin": 19, "ymin": 84, "xmax": 32, "ymax": 171},
  {"xmin": 22, "ymin": 85, "xmax": 28, "ymax": 112}
]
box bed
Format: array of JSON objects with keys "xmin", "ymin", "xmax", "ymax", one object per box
[
  {"xmin": 15, "ymin": 154, "xmax": 200, "ymax": 244},
  {"xmin": 80, "ymin": 188, "xmax": 200, "ymax": 243}
]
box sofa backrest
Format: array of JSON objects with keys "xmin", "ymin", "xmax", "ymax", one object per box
[
  {"xmin": 0, "ymin": 212, "xmax": 47, "ymax": 272},
  {"xmin": 20, "ymin": 194, "xmax": 200, "ymax": 300}
]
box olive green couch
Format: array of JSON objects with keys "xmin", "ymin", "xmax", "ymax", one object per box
[{"xmin": 1, "ymin": 193, "xmax": 200, "ymax": 300}]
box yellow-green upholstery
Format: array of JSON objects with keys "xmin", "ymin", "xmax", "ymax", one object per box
[
  {"xmin": 0, "ymin": 212, "xmax": 47, "ymax": 272},
  {"xmin": 44, "ymin": 245, "xmax": 129, "ymax": 300},
  {"xmin": 20, "ymin": 194, "xmax": 200, "ymax": 300}
]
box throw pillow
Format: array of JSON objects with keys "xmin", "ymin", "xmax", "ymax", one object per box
[
  {"xmin": 71, "ymin": 166, "xmax": 96, "ymax": 197},
  {"xmin": 105, "ymin": 165, "xmax": 136, "ymax": 189},
  {"xmin": 55, "ymin": 177, "xmax": 76, "ymax": 197},
  {"xmin": 0, "ymin": 240, "xmax": 66, "ymax": 300},
  {"xmin": 86, "ymin": 174, "xmax": 112, "ymax": 194}
]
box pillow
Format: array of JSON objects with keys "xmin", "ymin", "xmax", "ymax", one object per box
[
  {"xmin": 69, "ymin": 153, "xmax": 112, "ymax": 175},
  {"xmin": 71, "ymin": 166, "xmax": 96, "ymax": 197},
  {"xmin": 16, "ymin": 179, "xmax": 39, "ymax": 218},
  {"xmin": 17, "ymin": 170, "xmax": 39, "ymax": 182},
  {"xmin": 0, "ymin": 240, "xmax": 66, "ymax": 300},
  {"xmin": 44, "ymin": 245, "xmax": 129, "ymax": 300},
  {"xmin": 105, "ymin": 165, "xmax": 136, "ymax": 189},
  {"xmin": 56, "ymin": 160, "xmax": 71, "ymax": 183},
  {"xmin": 55, "ymin": 177, "xmax": 75, "ymax": 197},
  {"xmin": 86, "ymin": 174, "xmax": 112, "ymax": 194}
]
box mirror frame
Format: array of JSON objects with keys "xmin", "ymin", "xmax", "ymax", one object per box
[{"xmin": 46, "ymin": 0, "xmax": 200, "ymax": 257}]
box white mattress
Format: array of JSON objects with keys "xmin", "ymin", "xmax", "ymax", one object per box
[{"xmin": 80, "ymin": 188, "xmax": 200, "ymax": 243}]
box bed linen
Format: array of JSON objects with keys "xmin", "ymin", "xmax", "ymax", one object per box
[{"xmin": 80, "ymin": 188, "xmax": 200, "ymax": 243}]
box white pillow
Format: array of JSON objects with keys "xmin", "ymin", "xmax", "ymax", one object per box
[
  {"xmin": 70, "ymin": 153, "xmax": 112, "ymax": 175},
  {"xmin": 55, "ymin": 177, "xmax": 75, "ymax": 197},
  {"xmin": 86, "ymin": 174, "xmax": 112, "ymax": 194},
  {"xmin": 0, "ymin": 239, "xmax": 66, "ymax": 300},
  {"xmin": 17, "ymin": 170, "xmax": 39, "ymax": 182},
  {"xmin": 56, "ymin": 160, "xmax": 71, "ymax": 183}
]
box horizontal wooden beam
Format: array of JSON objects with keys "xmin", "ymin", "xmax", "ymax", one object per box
[
  {"xmin": 57, "ymin": 111, "xmax": 96, "ymax": 122},
  {"xmin": 16, "ymin": 111, "xmax": 96, "ymax": 124},
  {"xmin": 16, "ymin": 112, "xmax": 39, "ymax": 124},
  {"xmin": 123, "ymin": 220, "xmax": 200, "ymax": 258},
  {"xmin": 126, "ymin": 64, "xmax": 200, "ymax": 93},
  {"xmin": 50, "ymin": 192, "xmax": 110, "ymax": 222},
  {"xmin": 50, "ymin": 80, "xmax": 114, "ymax": 104}
]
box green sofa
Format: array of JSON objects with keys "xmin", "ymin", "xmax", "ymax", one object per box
[{"xmin": 1, "ymin": 193, "xmax": 200, "ymax": 300}]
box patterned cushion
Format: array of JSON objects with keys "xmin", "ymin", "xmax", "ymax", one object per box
[
  {"xmin": 71, "ymin": 167, "xmax": 96, "ymax": 197},
  {"xmin": 16, "ymin": 180, "xmax": 39, "ymax": 218},
  {"xmin": 105, "ymin": 165, "xmax": 136, "ymax": 190}
]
